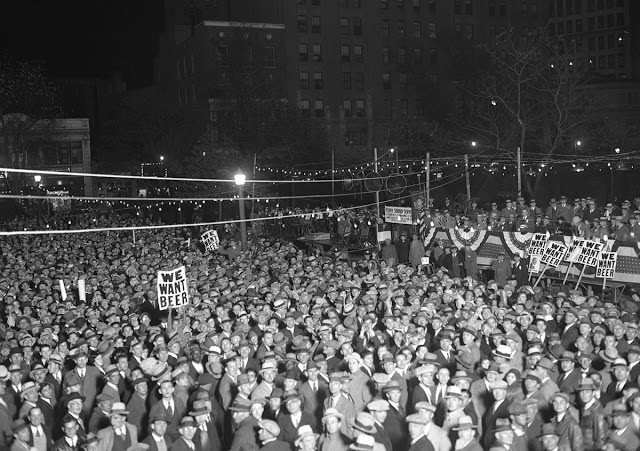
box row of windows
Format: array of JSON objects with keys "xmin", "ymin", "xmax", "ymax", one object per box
[
  {"xmin": 589, "ymin": 52, "xmax": 627, "ymax": 70},
  {"xmin": 298, "ymin": 99, "xmax": 366, "ymax": 118},
  {"xmin": 381, "ymin": 20, "xmax": 437, "ymax": 39},
  {"xmin": 297, "ymin": 16, "xmax": 363, "ymax": 35},
  {"xmin": 382, "ymin": 47, "xmax": 439, "ymax": 65},
  {"xmin": 555, "ymin": 33, "xmax": 625, "ymax": 53},
  {"xmin": 298, "ymin": 0, "xmax": 365, "ymax": 6},
  {"xmin": 549, "ymin": 13, "xmax": 625, "ymax": 35},
  {"xmin": 380, "ymin": 0, "xmax": 435, "ymax": 12},
  {"xmin": 549, "ymin": 0, "xmax": 625, "ymax": 17},
  {"xmin": 215, "ymin": 46, "xmax": 276, "ymax": 67}
]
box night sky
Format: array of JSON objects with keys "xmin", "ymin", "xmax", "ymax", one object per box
[{"xmin": 0, "ymin": 0, "xmax": 164, "ymax": 88}]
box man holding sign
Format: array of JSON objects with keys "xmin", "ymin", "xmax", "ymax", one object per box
[
  {"xmin": 201, "ymin": 230, "xmax": 220, "ymax": 252},
  {"xmin": 157, "ymin": 266, "xmax": 190, "ymax": 310},
  {"xmin": 533, "ymin": 241, "xmax": 568, "ymax": 288}
]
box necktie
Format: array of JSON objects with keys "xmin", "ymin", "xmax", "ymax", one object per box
[
  {"xmin": 292, "ymin": 415, "xmax": 299, "ymax": 427},
  {"xmin": 35, "ymin": 429, "xmax": 40, "ymax": 438},
  {"xmin": 168, "ymin": 402, "xmax": 174, "ymax": 417},
  {"xmin": 311, "ymin": 382, "xmax": 316, "ymax": 392},
  {"xmin": 200, "ymin": 426, "xmax": 208, "ymax": 449}
]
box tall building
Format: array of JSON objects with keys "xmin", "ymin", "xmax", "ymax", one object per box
[{"xmin": 548, "ymin": 0, "xmax": 640, "ymax": 124}]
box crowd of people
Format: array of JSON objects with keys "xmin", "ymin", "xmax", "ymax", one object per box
[{"xmin": 0, "ymin": 200, "xmax": 639, "ymax": 451}]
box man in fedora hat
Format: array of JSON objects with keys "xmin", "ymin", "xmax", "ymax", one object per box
[
  {"xmin": 293, "ymin": 424, "xmax": 318, "ymax": 451},
  {"xmin": 258, "ymin": 420, "xmax": 289, "ymax": 451},
  {"xmin": 576, "ymin": 378, "xmax": 606, "ymax": 451},
  {"xmin": 299, "ymin": 361, "xmax": 327, "ymax": 428},
  {"xmin": 382, "ymin": 380, "xmax": 406, "ymax": 451},
  {"xmin": 278, "ymin": 391, "xmax": 315, "ymax": 447},
  {"xmin": 413, "ymin": 402, "xmax": 450, "ymax": 451},
  {"xmin": 127, "ymin": 378, "xmax": 150, "ymax": 440},
  {"xmin": 538, "ymin": 423, "xmax": 561, "ymax": 451},
  {"xmin": 318, "ymin": 409, "xmax": 349, "ymax": 451},
  {"xmin": 228, "ymin": 399, "xmax": 259, "ymax": 451},
  {"xmin": 452, "ymin": 415, "xmax": 481, "ymax": 451},
  {"xmin": 87, "ymin": 394, "xmax": 114, "ymax": 434},
  {"xmin": 605, "ymin": 358, "xmax": 635, "ymax": 403},
  {"xmin": 406, "ymin": 414, "xmax": 435, "ymax": 451},
  {"xmin": 534, "ymin": 358, "xmax": 560, "ymax": 403},
  {"xmin": 95, "ymin": 402, "xmax": 139, "ymax": 451},
  {"xmin": 149, "ymin": 380, "xmax": 186, "ymax": 441},
  {"xmin": 550, "ymin": 392, "xmax": 583, "ymax": 451},
  {"xmin": 169, "ymin": 416, "xmax": 198, "ymax": 451},
  {"xmin": 324, "ymin": 374, "xmax": 355, "ymax": 438},
  {"xmin": 142, "ymin": 412, "xmax": 172, "ymax": 451},
  {"xmin": 70, "ymin": 350, "xmax": 102, "ymax": 419},
  {"xmin": 190, "ymin": 400, "xmax": 221, "ymax": 451},
  {"xmin": 441, "ymin": 386, "xmax": 466, "ymax": 433},
  {"xmin": 609, "ymin": 402, "xmax": 640, "ymax": 451},
  {"xmin": 252, "ymin": 361, "xmax": 278, "ymax": 401},
  {"xmin": 366, "ymin": 400, "xmax": 392, "ymax": 451}
]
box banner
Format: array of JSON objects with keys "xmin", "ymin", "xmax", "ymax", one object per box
[
  {"xmin": 157, "ymin": 266, "xmax": 190, "ymax": 311},
  {"xmin": 596, "ymin": 252, "xmax": 617, "ymax": 278},
  {"xmin": 201, "ymin": 230, "xmax": 220, "ymax": 251},
  {"xmin": 566, "ymin": 238, "xmax": 585, "ymax": 263},
  {"xmin": 540, "ymin": 242, "xmax": 568, "ymax": 267},
  {"xmin": 574, "ymin": 240, "xmax": 604, "ymax": 267},
  {"xmin": 384, "ymin": 206, "xmax": 413, "ymax": 225},
  {"xmin": 528, "ymin": 233, "xmax": 548, "ymax": 257}
]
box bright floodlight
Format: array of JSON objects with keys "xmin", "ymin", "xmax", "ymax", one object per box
[
  {"xmin": 390, "ymin": 148, "xmax": 395, "ymax": 153},
  {"xmin": 471, "ymin": 141, "xmax": 477, "ymax": 147},
  {"xmin": 576, "ymin": 141, "xmax": 582, "ymax": 146},
  {"xmin": 234, "ymin": 173, "xmax": 246, "ymax": 186},
  {"xmin": 615, "ymin": 147, "xmax": 621, "ymax": 154},
  {"xmin": 160, "ymin": 155, "xmax": 165, "ymax": 161},
  {"xmin": 34, "ymin": 175, "xmax": 42, "ymax": 183}
]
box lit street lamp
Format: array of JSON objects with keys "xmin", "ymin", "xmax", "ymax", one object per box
[
  {"xmin": 234, "ymin": 172, "xmax": 248, "ymax": 251},
  {"xmin": 34, "ymin": 175, "xmax": 42, "ymax": 184}
]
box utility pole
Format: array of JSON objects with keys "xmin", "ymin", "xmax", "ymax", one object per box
[
  {"xmin": 464, "ymin": 154, "xmax": 471, "ymax": 201},
  {"xmin": 374, "ymin": 147, "xmax": 380, "ymax": 221},
  {"xmin": 516, "ymin": 146, "xmax": 522, "ymax": 197},
  {"xmin": 425, "ymin": 152, "xmax": 430, "ymax": 208},
  {"xmin": 331, "ymin": 148, "xmax": 335, "ymax": 206}
]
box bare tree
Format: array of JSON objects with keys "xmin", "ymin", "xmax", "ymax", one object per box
[{"xmin": 454, "ymin": 28, "xmax": 592, "ymax": 195}]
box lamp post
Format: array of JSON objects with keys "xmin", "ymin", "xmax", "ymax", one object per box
[{"xmin": 234, "ymin": 172, "xmax": 248, "ymax": 251}]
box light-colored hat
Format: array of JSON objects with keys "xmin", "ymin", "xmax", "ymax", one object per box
[
  {"xmin": 367, "ymin": 399, "xmax": 390, "ymax": 412},
  {"xmin": 321, "ymin": 408, "xmax": 343, "ymax": 423},
  {"xmin": 452, "ymin": 415, "xmax": 478, "ymax": 431},
  {"xmin": 294, "ymin": 425, "xmax": 318, "ymax": 446},
  {"xmin": 109, "ymin": 402, "xmax": 129, "ymax": 416},
  {"xmin": 258, "ymin": 419, "xmax": 281, "ymax": 438}
]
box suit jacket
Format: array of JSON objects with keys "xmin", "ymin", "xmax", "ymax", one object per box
[
  {"xmin": 372, "ymin": 422, "xmax": 392, "ymax": 451},
  {"xmin": 143, "ymin": 434, "xmax": 173, "ymax": 451},
  {"xmin": 260, "ymin": 439, "xmax": 291, "ymax": 451},
  {"xmin": 194, "ymin": 422, "xmax": 222, "ymax": 451},
  {"xmin": 36, "ymin": 398, "xmax": 56, "ymax": 439},
  {"xmin": 610, "ymin": 426, "xmax": 640, "ymax": 451},
  {"xmin": 552, "ymin": 413, "xmax": 583, "ymax": 451},
  {"xmin": 389, "ymin": 371, "xmax": 409, "ymax": 410},
  {"xmin": 323, "ymin": 394, "xmax": 356, "ymax": 438},
  {"xmin": 481, "ymin": 400, "xmax": 511, "ymax": 449},
  {"xmin": 558, "ymin": 369, "xmax": 582, "ymax": 403},
  {"xmin": 383, "ymin": 404, "xmax": 406, "ymax": 451},
  {"xmin": 127, "ymin": 392, "xmax": 149, "ymax": 440},
  {"xmin": 409, "ymin": 384, "xmax": 435, "ymax": 415},
  {"xmin": 229, "ymin": 417, "xmax": 260, "ymax": 451},
  {"xmin": 276, "ymin": 412, "xmax": 316, "ymax": 446},
  {"xmin": 629, "ymin": 362, "xmax": 640, "ymax": 384},
  {"xmin": 72, "ymin": 366, "xmax": 103, "ymax": 416},
  {"xmin": 168, "ymin": 437, "xmax": 196, "ymax": 451},
  {"xmin": 407, "ymin": 435, "xmax": 435, "ymax": 451},
  {"xmin": 52, "ymin": 437, "xmax": 78, "ymax": 451},
  {"xmin": 606, "ymin": 380, "xmax": 633, "ymax": 403},
  {"xmin": 580, "ymin": 399, "xmax": 607, "ymax": 451},
  {"xmin": 87, "ymin": 407, "xmax": 111, "ymax": 434},
  {"xmin": 346, "ymin": 370, "xmax": 373, "ymax": 412},
  {"xmin": 148, "ymin": 398, "xmax": 186, "ymax": 440},
  {"xmin": 560, "ymin": 324, "xmax": 580, "ymax": 351},
  {"xmin": 299, "ymin": 380, "xmax": 327, "ymax": 427},
  {"xmin": 469, "ymin": 379, "xmax": 492, "ymax": 430},
  {"xmin": 96, "ymin": 423, "xmax": 138, "ymax": 451},
  {"xmin": 216, "ymin": 373, "xmax": 238, "ymax": 411}
]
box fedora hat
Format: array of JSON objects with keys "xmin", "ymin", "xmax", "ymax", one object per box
[
  {"xmin": 321, "ymin": 408, "xmax": 343, "ymax": 423},
  {"xmin": 350, "ymin": 412, "xmax": 376, "ymax": 434},
  {"xmin": 294, "ymin": 425, "xmax": 318, "ymax": 447},
  {"xmin": 188, "ymin": 400, "xmax": 211, "ymax": 416},
  {"xmin": 109, "ymin": 402, "xmax": 129, "ymax": 416},
  {"xmin": 493, "ymin": 345, "xmax": 512, "ymax": 360},
  {"xmin": 452, "ymin": 415, "xmax": 478, "ymax": 431},
  {"xmin": 382, "ymin": 380, "xmax": 402, "ymax": 393},
  {"xmin": 349, "ymin": 433, "xmax": 375, "ymax": 451},
  {"xmin": 576, "ymin": 378, "xmax": 597, "ymax": 391}
]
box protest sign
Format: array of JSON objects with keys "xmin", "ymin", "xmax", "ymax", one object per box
[
  {"xmin": 528, "ymin": 255, "xmax": 541, "ymax": 273},
  {"xmin": 565, "ymin": 238, "xmax": 585, "ymax": 263},
  {"xmin": 59, "ymin": 280, "xmax": 67, "ymax": 301},
  {"xmin": 534, "ymin": 242, "xmax": 568, "ymax": 288},
  {"xmin": 574, "ymin": 240, "xmax": 604, "ymax": 268},
  {"xmin": 384, "ymin": 206, "xmax": 413, "ymax": 225},
  {"xmin": 528, "ymin": 233, "xmax": 548, "ymax": 257},
  {"xmin": 596, "ymin": 252, "xmax": 617, "ymax": 279},
  {"xmin": 78, "ymin": 279, "xmax": 86, "ymax": 302},
  {"xmin": 540, "ymin": 242, "xmax": 568, "ymax": 268},
  {"xmin": 377, "ymin": 231, "xmax": 392, "ymax": 243},
  {"xmin": 157, "ymin": 266, "xmax": 189, "ymax": 311},
  {"xmin": 201, "ymin": 230, "xmax": 220, "ymax": 251}
]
